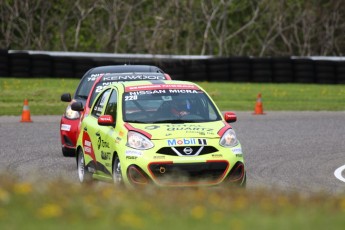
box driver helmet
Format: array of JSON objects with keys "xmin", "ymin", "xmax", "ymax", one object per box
[{"xmin": 174, "ymin": 99, "xmax": 191, "ymax": 111}]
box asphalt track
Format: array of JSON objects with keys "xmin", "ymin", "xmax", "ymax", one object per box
[{"xmin": 1, "ymin": 112, "xmax": 345, "ymax": 194}]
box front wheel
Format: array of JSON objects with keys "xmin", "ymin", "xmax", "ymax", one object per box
[
  {"xmin": 112, "ymin": 155, "xmax": 123, "ymax": 185},
  {"xmin": 77, "ymin": 148, "xmax": 92, "ymax": 183}
]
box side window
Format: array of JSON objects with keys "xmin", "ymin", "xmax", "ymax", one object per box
[
  {"xmin": 104, "ymin": 89, "xmax": 118, "ymax": 120},
  {"xmin": 91, "ymin": 89, "xmax": 111, "ymax": 118},
  {"xmin": 208, "ymin": 102, "xmax": 218, "ymax": 120}
]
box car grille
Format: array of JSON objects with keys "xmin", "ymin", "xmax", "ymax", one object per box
[
  {"xmin": 148, "ymin": 161, "xmax": 229, "ymax": 185},
  {"xmin": 156, "ymin": 146, "xmax": 218, "ymax": 156}
]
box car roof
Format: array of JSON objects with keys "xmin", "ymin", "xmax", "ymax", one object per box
[
  {"xmin": 98, "ymin": 72, "xmax": 167, "ymax": 82},
  {"xmin": 88, "ymin": 65, "xmax": 165, "ymax": 74},
  {"xmin": 111, "ymin": 80, "xmax": 199, "ymax": 91},
  {"xmin": 74, "ymin": 65, "xmax": 170, "ymax": 100}
]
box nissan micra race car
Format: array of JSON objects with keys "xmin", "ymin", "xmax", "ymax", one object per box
[
  {"xmin": 60, "ymin": 65, "xmax": 171, "ymax": 157},
  {"xmin": 75, "ymin": 80, "xmax": 246, "ymax": 187}
]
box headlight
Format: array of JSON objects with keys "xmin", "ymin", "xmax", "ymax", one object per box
[
  {"xmin": 65, "ymin": 104, "xmax": 80, "ymax": 119},
  {"xmin": 126, "ymin": 131, "xmax": 154, "ymax": 150},
  {"xmin": 219, "ymin": 129, "xmax": 239, "ymax": 147}
]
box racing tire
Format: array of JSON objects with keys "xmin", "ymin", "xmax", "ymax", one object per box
[
  {"xmin": 77, "ymin": 148, "xmax": 92, "ymax": 183},
  {"xmin": 112, "ymin": 155, "xmax": 123, "ymax": 185}
]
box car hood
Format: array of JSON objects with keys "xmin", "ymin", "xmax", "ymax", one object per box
[{"xmin": 127, "ymin": 121, "xmax": 230, "ymax": 140}]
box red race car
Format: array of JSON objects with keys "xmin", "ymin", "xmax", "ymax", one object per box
[{"xmin": 60, "ymin": 65, "xmax": 171, "ymax": 157}]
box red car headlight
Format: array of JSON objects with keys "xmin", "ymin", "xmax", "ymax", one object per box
[{"xmin": 65, "ymin": 104, "xmax": 80, "ymax": 119}]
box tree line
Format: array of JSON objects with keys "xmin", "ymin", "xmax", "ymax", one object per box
[{"xmin": 0, "ymin": 0, "xmax": 344, "ymax": 57}]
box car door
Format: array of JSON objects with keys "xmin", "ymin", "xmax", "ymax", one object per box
[
  {"xmin": 82, "ymin": 88, "xmax": 112, "ymax": 175},
  {"xmin": 95, "ymin": 88, "xmax": 118, "ymax": 177}
]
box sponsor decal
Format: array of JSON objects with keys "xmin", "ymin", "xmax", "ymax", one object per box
[
  {"xmin": 129, "ymin": 90, "xmax": 166, "ymax": 95},
  {"xmin": 128, "ymin": 89, "xmax": 199, "ymax": 96},
  {"xmin": 119, "ymin": 131, "xmax": 124, "ymax": 137},
  {"xmin": 84, "ymin": 140, "xmax": 91, "ymax": 147},
  {"xmin": 232, "ymin": 148, "xmax": 242, "ymax": 154},
  {"xmin": 101, "ymin": 151, "xmax": 111, "ymax": 160},
  {"xmin": 88, "ymin": 73, "xmax": 113, "ymax": 81},
  {"xmin": 198, "ymin": 139, "xmax": 207, "ymax": 145},
  {"xmin": 115, "ymin": 137, "xmax": 121, "ymax": 144},
  {"xmin": 98, "ymin": 115, "xmax": 113, "ymax": 123},
  {"xmin": 82, "ymin": 131, "xmax": 96, "ymax": 163},
  {"xmin": 212, "ymin": 154, "xmax": 223, "ymax": 158},
  {"xmin": 153, "ymin": 156, "xmax": 165, "ymax": 160},
  {"xmin": 232, "ymin": 147, "xmax": 243, "ymax": 157},
  {"xmin": 167, "ymin": 138, "xmax": 196, "ymax": 146},
  {"xmin": 125, "ymin": 150, "xmax": 143, "ymax": 156},
  {"xmin": 165, "ymin": 124, "xmax": 214, "ymax": 133},
  {"xmin": 167, "ymin": 138, "xmax": 207, "ymax": 146},
  {"xmin": 168, "ymin": 89, "xmax": 198, "ymax": 94},
  {"xmin": 84, "ymin": 146, "xmax": 92, "ymax": 154},
  {"xmin": 84, "ymin": 140, "xmax": 92, "ymax": 154},
  {"xmin": 125, "ymin": 84, "xmax": 200, "ymax": 92},
  {"xmin": 145, "ymin": 125, "xmax": 160, "ymax": 130},
  {"xmin": 61, "ymin": 124, "xmax": 71, "ymax": 131},
  {"xmin": 102, "ymin": 73, "xmax": 165, "ymax": 81},
  {"xmin": 97, "ymin": 135, "xmax": 110, "ymax": 150},
  {"xmin": 126, "ymin": 156, "xmax": 138, "ymax": 160},
  {"xmin": 88, "ymin": 75, "xmax": 100, "ymax": 81}
]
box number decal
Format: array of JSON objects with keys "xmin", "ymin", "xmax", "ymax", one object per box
[{"xmin": 125, "ymin": 95, "xmax": 138, "ymax": 101}]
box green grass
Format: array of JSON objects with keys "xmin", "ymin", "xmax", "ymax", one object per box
[
  {"xmin": 197, "ymin": 82, "xmax": 345, "ymax": 111},
  {"xmin": 0, "ymin": 78, "xmax": 345, "ymax": 116},
  {"xmin": 1, "ymin": 176, "xmax": 345, "ymax": 230},
  {"xmin": 0, "ymin": 78, "xmax": 79, "ymax": 116}
]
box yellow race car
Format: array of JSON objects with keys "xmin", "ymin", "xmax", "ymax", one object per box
[{"xmin": 74, "ymin": 80, "xmax": 246, "ymax": 187}]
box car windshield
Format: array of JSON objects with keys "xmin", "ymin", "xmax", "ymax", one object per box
[
  {"xmin": 75, "ymin": 73, "xmax": 101, "ymax": 100},
  {"xmin": 122, "ymin": 89, "xmax": 222, "ymax": 123},
  {"xmin": 76, "ymin": 72, "xmax": 168, "ymax": 101}
]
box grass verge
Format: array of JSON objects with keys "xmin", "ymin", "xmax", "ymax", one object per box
[
  {"xmin": 1, "ymin": 175, "xmax": 345, "ymax": 230},
  {"xmin": 0, "ymin": 78, "xmax": 345, "ymax": 116}
]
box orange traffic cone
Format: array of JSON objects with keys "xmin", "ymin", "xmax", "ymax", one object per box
[
  {"xmin": 253, "ymin": 93, "xmax": 265, "ymax": 115},
  {"xmin": 20, "ymin": 99, "xmax": 33, "ymax": 122}
]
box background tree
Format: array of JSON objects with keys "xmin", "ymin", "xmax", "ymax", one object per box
[{"xmin": 0, "ymin": 0, "xmax": 344, "ymax": 56}]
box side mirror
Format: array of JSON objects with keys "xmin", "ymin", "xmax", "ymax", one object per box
[
  {"xmin": 71, "ymin": 101, "xmax": 84, "ymax": 111},
  {"xmin": 61, "ymin": 93, "xmax": 71, "ymax": 102},
  {"xmin": 224, "ymin": 112, "xmax": 237, "ymax": 123},
  {"xmin": 98, "ymin": 115, "xmax": 115, "ymax": 126}
]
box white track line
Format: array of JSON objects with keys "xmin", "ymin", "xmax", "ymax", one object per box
[{"xmin": 334, "ymin": 165, "xmax": 345, "ymax": 183}]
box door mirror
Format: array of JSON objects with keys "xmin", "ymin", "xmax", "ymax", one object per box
[
  {"xmin": 71, "ymin": 101, "xmax": 84, "ymax": 111},
  {"xmin": 98, "ymin": 115, "xmax": 115, "ymax": 126},
  {"xmin": 61, "ymin": 93, "xmax": 71, "ymax": 102},
  {"xmin": 224, "ymin": 112, "xmax": 237, "ymax": 123}
]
